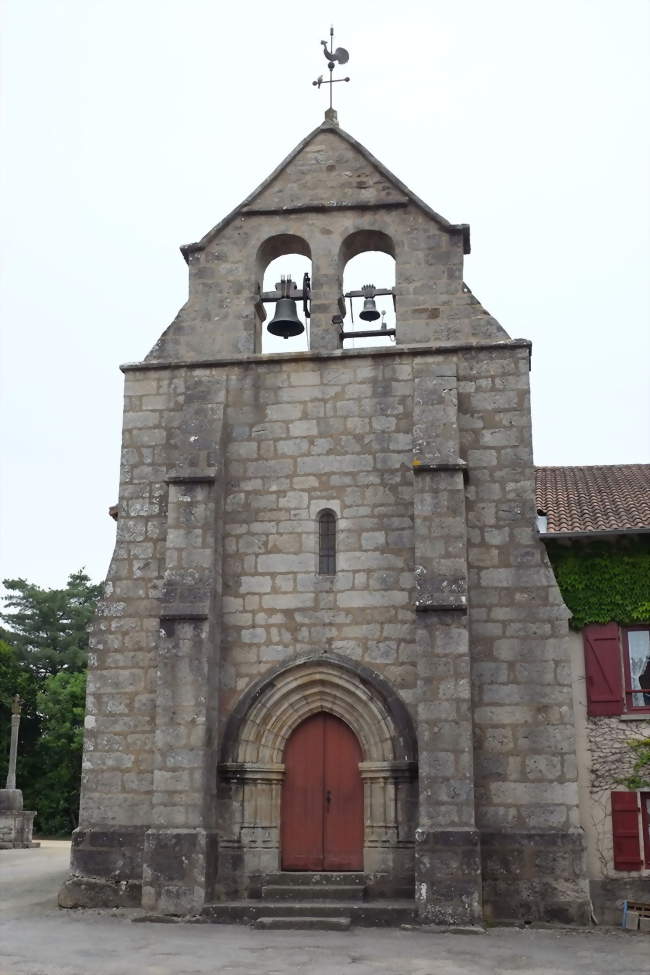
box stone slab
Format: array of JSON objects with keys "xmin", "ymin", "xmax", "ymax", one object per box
[
  {"xmin": 261, "ymin": 884, "xmax": 364, "ymax": 901},
  {"xmin": 254, "ymin": 916, "xmax": 351, "ymax": 930}
]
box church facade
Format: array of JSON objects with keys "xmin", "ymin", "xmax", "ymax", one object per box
[{"xmin": 60, "ymin": 117, "xmax": 590, "ymax": 925}]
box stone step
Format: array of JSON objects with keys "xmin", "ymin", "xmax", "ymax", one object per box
[
  {"xmin": 202, "ymin": 900, "xmax": 416, "ymax": 927},
  {"xmin": 261, "ymin": 884, "xmax": 364, "ymax": 901},
  {"xmin": 254, "ymin": 916, "xmax": 351, "ymax": 931},
  {"xmin": 263, "ymin": 871, "xmax": 366, "ymax": 886}
]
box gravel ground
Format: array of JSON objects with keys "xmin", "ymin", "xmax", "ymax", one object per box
[{"xmin": 0, "ymin": 842, "xmax": 646, "ymax": 975}]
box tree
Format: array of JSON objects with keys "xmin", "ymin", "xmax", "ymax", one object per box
[
  {"xmin": 0, "ymin": 639, "xmax": 40, "ymax": 790},
  {"xmin": 32, "ymin": 671, "xmax": 87, "ymax": 834},
  {"xmin": 1, "ymin": 570, "xmax": 103, "ymax": 676},
  {"xmin": 0, "ymin": 570, "xmax": 101, "ymax": 834}
]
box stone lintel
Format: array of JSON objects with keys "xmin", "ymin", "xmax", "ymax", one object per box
[
  {"xmin": 165, "ymin": 473, "xmax": 217, "ymax": 484},
  {"xmin": 415, "ymin": 594, "xmax": 468, "ymax": 613},
  {"xmin": 219, "ymin": 763, "xmax": 285, "ymax": 782},
  {"xmin": 159, "ymin": 609, "xmax": 209, "ymax": 621},
  {"xmin": 358, "ymin": 761, "xmax": 417, "ymax": 780},
  {"xmin": 412, "ymin": 460, "xmax": 469, "ymax": 484}
]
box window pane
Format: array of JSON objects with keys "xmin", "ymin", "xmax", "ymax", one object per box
[
  {"xmin": 318, "ymin": 511, "xmax": 336, "ymax": 575},
  {"xmin": 627, "ymin": 629, "xmax": 650, "ymax": 708}
]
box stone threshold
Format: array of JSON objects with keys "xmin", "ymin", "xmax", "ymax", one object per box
[{"xmin": 134, "ymin": 899, "xmax": 416, "ymax": 927}]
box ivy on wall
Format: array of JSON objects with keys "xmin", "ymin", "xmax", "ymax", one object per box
[
  {"xmin": 619, "ymin": 737, "xmax": 650, "ymax": 791},
  {"xmin": 545, "ymin": 538, "xmax": 650, "ymax": 631}
]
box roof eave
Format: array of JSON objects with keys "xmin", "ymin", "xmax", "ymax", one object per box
[{"xmin": 540, "ymin": 528, "xmax": 650, "ymax": 540}]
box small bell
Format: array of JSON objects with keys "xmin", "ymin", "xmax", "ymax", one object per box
[
  {"xmin": 267, "ymin": 276, "xmax": 305, "ymax": 340},
  {"xmin": 359, "ymin": 283, "xmax": 380, "ymax": 322}
]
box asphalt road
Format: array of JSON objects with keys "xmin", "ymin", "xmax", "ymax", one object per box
[{"xmin": 0, "ymin": 842, "xmax": 647, "ymax": 975}]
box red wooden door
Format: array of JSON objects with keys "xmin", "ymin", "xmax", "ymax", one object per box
[{"xmin": 281, "ymin": 712, "xmax": 363, "ymax": 871}]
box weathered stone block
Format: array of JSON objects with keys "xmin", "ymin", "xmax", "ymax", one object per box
[
  {"xmin": 481, "ymin": 830, "xmax": 589, "ymax": 925},
  {"xmin": 142, "ymin": 828, "xmax": 219, "ymax": 914},
  {"xmin": 415, "ymin": 828, "xmax": 482, "ymax": 925}
]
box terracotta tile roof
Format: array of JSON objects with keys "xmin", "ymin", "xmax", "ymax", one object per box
[{"xmin": 535, "ymin": 465, "xmax": 650, "ymax": 535}]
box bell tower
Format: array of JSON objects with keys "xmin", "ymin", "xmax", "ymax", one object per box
[{"xmin": 60, "ymin": 34, "xmax": 589, "ymax": 928}]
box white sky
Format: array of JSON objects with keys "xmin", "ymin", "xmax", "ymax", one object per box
[{"xmin": 1, "ymin": 0, "xmax": 649, "ymax": 590}]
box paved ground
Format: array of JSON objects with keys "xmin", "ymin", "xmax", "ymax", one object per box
[{"xmin": 0, "ymin": 843, "xmax": 647, "ymax": 975}]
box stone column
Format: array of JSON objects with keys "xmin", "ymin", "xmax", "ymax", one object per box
[
  {"xmin": 411, "ymin": 360, "xmax": 482, "ymax": 925},
  {"xmin": 0, "ymin": 694, "xmax": 35, "ymax": 849},
  {"xmin": 5, "ymin": 695, "xmax": 21, "ymax": 790},
  {"xmin": 308, "ymin": 238, "xmax": 341, "ymax": 353},
  {"xmin": 360, "ymin": 760, "xmax": 417, "ymax": 893}
]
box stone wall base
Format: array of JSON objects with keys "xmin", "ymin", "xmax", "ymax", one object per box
[
  {"xmin": 58, "ymin": 824, "xmax": 593, "ymax": 924},
  {"xmin": 589, "ymin": 876, "xmax": 650, "ymax": 927},
  {"xmin": 68, "ymin": 825, "xmax": 147, "ymax": 882},
  {"xmin": 58, "ymin": 825, "xmax": 147, "ymax": 908},
  {"xmin": 415, "ymin": 828, "xmax": 482, "ymax": 925},
  {"xmin": 58, "ymin": 876, "xmax": 142, "ymax": 908},
  {"xmin": 59, "ymin": 826, "xmax": 219, "ymax": 914},
  {"xmin": 481, "ymin": 830, "xmax": 590, "ymax": 925},
  {"xmin": 142, "ymin": 828, "xmax": 219, "ymax": 915}
]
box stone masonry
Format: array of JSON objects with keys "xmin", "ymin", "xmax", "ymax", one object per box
[
  {"xmin": 568, "ymin": 629, "xmax": 650, "ymax": 924},
  {"xmin": 59, "ymin": 118, "xmax": 590, "ymax": 925}
]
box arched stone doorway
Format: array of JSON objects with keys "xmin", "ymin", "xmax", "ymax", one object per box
[
  {"xmin": 218, "ymin": 654, "xmax": 418, "ymax": 896},
  {"xmin": 281, "ymin": 712, "xmax": 363, "ymax": 871}
]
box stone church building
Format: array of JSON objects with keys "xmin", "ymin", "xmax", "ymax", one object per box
[{"xmin": 60, "ymin": 114, "xmax": 590, "ymax": 926}]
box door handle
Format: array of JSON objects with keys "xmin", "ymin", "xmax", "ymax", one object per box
[{"xmin": 326, "ymin": 789, "xmax": 332, "ymax": 810}]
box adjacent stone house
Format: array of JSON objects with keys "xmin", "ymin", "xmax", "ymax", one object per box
[
  {"xmin": 537, "ymin": 464, "xmax": 650, "ymax": 925},
  {"xmin": 59, "ymin": 115, "xmax": 590, "ymax": 926}
]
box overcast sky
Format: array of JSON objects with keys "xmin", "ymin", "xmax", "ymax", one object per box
[{"xmin": 1, "ymin": 0, "xmax": 649, "ymax": 591}]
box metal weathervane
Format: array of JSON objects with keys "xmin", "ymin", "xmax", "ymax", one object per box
[{"xmin": 312, "ymin": 26, "xmax": 350, "ymax": 113}]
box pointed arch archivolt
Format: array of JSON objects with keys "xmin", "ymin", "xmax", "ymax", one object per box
[
  {"xmin": 221, "ymin": 654, "xmax": 417, "ymax": 768},
  {"xmin": 217, "ymin": 655, "xmax": 418, "ymax": 880}
]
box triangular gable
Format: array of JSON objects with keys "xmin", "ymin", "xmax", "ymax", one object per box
[{"xmin": 180, "ymin": 120, "xmax": 470, "ymax": 263}]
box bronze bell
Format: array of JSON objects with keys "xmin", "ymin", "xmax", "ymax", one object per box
[
  {"xmin": 267, "ymin": 276, "xmax": 305, "ymax": 340},
  {"xmin": 359, "ymin": 283, "xmax": 380, "ymax": 322},
  {"xmin": 267, "ymin": 297, "xmax": 304, "ymax": 339}
]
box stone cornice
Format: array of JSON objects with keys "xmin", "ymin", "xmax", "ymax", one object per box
[{"xmin": 122, "ymin": 339, "xmax": 532, "ymax": 373}]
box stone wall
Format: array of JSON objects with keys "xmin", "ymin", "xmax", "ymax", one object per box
[
  {"xmin": 569, "ymin": 630, "xmax": 650, "ymax": 923},
  {"xmin": 67, "ymin": 339, "xmax": 588, "ymax": 922},
  {"xmin": 147, "ymin": 125, "xmax": 508, "ymax": 361},
  {"xmin": 63, "ymin": 118, "xmax": 589, "ymax": 923}
]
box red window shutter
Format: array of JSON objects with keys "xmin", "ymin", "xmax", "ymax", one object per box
[
  {"xmin": 611, "ymin": 791, "xmax": 643, "ymax": 870},
  {"xmin": 583, "ymin": 623, "xmax": 623, "ymax": 716}
]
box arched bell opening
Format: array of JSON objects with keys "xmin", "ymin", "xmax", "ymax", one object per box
[
  {"xmin": 256, "ymin": 234, "xmax": 312, "ymax": 354},
  {"xmin": 339, "ymin": 231, "xmax": 397, "ymax": 349},
  {"xmin": 217, "ymin": 655, "xmax": 418, "ymax": 896}
]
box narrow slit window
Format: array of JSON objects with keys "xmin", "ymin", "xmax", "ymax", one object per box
[{"xmin": 318, "ymin": 510, "xmax": 336, "ymax": 575}]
